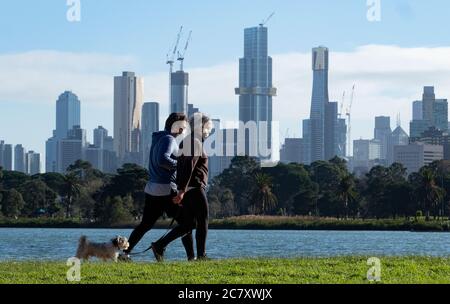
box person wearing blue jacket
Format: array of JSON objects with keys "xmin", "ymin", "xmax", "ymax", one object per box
[{"xmin": 121, "ymin": 113, "xmax": 195, "ymax": 260}]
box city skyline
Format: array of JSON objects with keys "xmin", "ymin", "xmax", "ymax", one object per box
[{"xmin": 2, "ymin": 1, "xmax": 450, "ymax": 164}]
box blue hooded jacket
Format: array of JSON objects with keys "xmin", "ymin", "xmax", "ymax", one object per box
[{"xmin": 148, "ymin": 131, "xmax": 178, "ymax": 185}]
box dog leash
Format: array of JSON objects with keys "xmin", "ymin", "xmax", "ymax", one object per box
[{"xmin": 128, "ymin": 214, "xmax": 178, "ymax": 256}]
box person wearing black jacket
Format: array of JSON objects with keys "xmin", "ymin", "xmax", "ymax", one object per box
[{"xmin": 151, "ymin": 113, "xmax": 212, "ymax": 261}]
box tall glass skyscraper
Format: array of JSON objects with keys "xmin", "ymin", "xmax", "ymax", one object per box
[
  {"xmin": 235, "ymin": 25, "xmax": 276, "ymax": 159},
  {"xmin": 141, "ymin": 102, "xmax": 159, "ymax": 168},
  {"xmin": 114, "ymin": 71, "xmax": 144, "ymax": 163},
  {"xmin": 171, "ymin": 71, "xmax": 189, "ymax": 115},
  {"xmin": 55, "ymin": 91, "xmax": 81, "ymax": 140},
  {"xmin": 309, "ymin": 47, "xmax": 329, "ymax": 162},
  {"xmin": 46, "ymin": 91, "xmax": 81, "ymax": 173}
]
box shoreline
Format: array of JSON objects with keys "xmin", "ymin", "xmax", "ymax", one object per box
[{"xmin": 1, "ymin": 216, "xmax": 449, "ymax": 232}]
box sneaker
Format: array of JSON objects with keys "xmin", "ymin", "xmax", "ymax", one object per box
[
  {"xmin": 118, "ymin": 253, "xmax": 132, "ymax": 262},
  {"xmin": 151, "ymin": 243, "xmax": 165, "ymax": 262}
]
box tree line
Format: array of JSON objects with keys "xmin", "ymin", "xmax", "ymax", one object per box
[{"xmin": 0, "ymin": 157, "xmax": 449, "ymax": 224}]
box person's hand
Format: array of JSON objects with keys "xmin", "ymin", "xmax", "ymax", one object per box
[{"xmin": 173, "ymin": 191, "xmax": 186, "ymax": 205}]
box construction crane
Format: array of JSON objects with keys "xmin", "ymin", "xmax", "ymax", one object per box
[
  {"xmin": 346, "ymin": 85, "xmax": 356, "ymax": 158},
  {"xmin": 177, "ymin": 30, "xmax": 192, "ymax": 71},
  {"xmin": 166, "ymin": 26, "xmax": 183, "ymax": 113},
  {"xmin": 339, "ymin": 91, "xmax": 346, "ymax": 119},
  {"xmin": 166, "ymin": 26, "xmax": 183, "ymax": 74},
  {"xmin": 259, "ymin": 11, "xmax": 275, "ymax": 27}
]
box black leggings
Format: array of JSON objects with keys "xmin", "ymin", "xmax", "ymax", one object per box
[
  {"xmin": 125, "ymin": 193, "xmax": 195, "ymax": 259},
  {"xmin": 155, "ymin": 188, "xmax": 209, "ymax": 258}
]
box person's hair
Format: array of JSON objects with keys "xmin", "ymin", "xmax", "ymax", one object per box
[{"xmin": 165, "ymin": 113, "xmax": 188, "ymax": 132}]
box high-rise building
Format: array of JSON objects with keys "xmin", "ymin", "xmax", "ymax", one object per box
[
  {"xmin": 235, "ymin": 24, "xmax": 276, "ymax": 160},
  {"xmin": 337, "ymin": 118, "xmax": 347, "ymax": 158},
  {"xmin": 141, "ymin": 102, "xmax": 160, "ymax": 168},
  {"xmin": 302, "ymin": 119, "xmax": 311, "ymax": 164},
  {"xmin": 171, "ymin": 71, "xmax": 189, "ymax": 114},
  {"xmin": 410, "ymin": 86, "xmax": 448, "ymax": 138},
  {"xmin": 411, "ymin": 127, "xmax": 450, "ymax": 160},
  {"xmin": 280, "ymin": 138, "xmax": 304, "ymax": 164},
  {"xmin": 25, "ymin": 151, "xmax": 41, "ymax": 175},
  {"xmin": 94, "ymin": 126, "xmax": 109, "ymax": 149},
  {"xmin": 46, "ymin": 91, "xmax": 81, "ymax": 173},
  {"xmin": 308, "ymin": 47, "xmax": 341, "ymax": 163},
  {"xmin": 387, "ymin": 126, "xmax": 409, "ymax": 165},
  {"xmin": 352, "ymin": 139, "xmax": 381, "ymax": 173},
  {"xmin": 85, "ymin": 144, "xmax": 103, "ymax": 171},
  {"xmin": 188, "ymin": 103, "xmax": 199, "ymax": 118},
  {"xmin": 0, "ymin": 143, "xmax": 13, "ymax": 171},
  {"xmin": 374, "ymin": 116, "xmax": 392, "ymax": 160},
  {"xmin": 57, "ymin": 126, "xmax": 86, "ymax": 173},
  {"xmin": 114, "ymin": 71, "xmax": 144, "ymax": 163},
  {"xmin": 14, "ymin": 144, "xmax": 26, "ymax": 173},
  {"xmin": 394, "ymin": 142, "xmax": 443, "ymax": 174},
  {"xmin": 309, "ymin": 46, "xmax": 329, "ymax": 162},
  {"xmin": 55, "ymin": 91, "xmax": 81, "ymax": 140}
]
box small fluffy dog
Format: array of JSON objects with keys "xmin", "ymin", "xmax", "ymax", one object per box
[{"xmin": 76, "ymin": 235, "xmax": 129, "ymax": 262}]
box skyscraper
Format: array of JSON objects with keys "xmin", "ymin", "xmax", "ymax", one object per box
[
  {"xmin": 94, "ymin": 126, "xmax": 108, "ymax": 149},
  {"xmin": 387, "ymin": 125, "xmax": 409, "ymax": 165},
  {"xmin": 25, "ymin": 151, "xmax": 41, "ymax": 175},
  {"xmin": 171, "ymin": 71, "xmax": 189, "ymax": 114},
  {"xmin": 114, "ymin": 71, "xmax": 144, "ymax": 163},
  {"xmin": 57, "ymin": 125, "xmax": 86, "ymax": 173},
  {"xmin": 46, "ymin": 91, "xmax": 81, "ymax": 173},
  {"xmin": 235, "ymin": 24, "xmax": 276, "ymax": 160},
  {"xmin": 374, "ymin": 116, "xmax": 392, "ymax": 161},
  {"xmin": 141, "ymin": 102, "xmax": 160, "ymax": 168},
  {"xmin": 14, "ymin": 144, "xmax": 26, "ymax": 173},
  {"xmin": 308, "ymin": 46, "xmax": 340, "ymax": 162},
  {"xmin": 410, "ymin": 86, "xmax": 448, "ymax": 138},
  {"xmin": 0, "ymin": 142, "xmax": 12, "ymax": 171}
]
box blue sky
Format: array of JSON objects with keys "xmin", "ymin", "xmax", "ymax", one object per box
[{"xmin": 1, "ymin": 0, "xmax": 450, "ymax": 165}]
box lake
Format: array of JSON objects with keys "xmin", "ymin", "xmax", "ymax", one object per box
[{"xmin": 1, "ymin": 228, "xmax": 450, "ymax": 261}]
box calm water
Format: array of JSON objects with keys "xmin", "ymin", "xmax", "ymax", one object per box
[{"xmin": 1, "ymin": 228, "xmax": 450, "ymax": 261}]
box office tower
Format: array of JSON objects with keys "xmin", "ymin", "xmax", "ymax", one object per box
[
  {"xmin": 14, "ymin": 144, "xmax": 26, "ymax": 173},
  {"xmin": 94, "ymin": 126, "xmax": 109, "ymax": 149},
  {"xmin": 410, "ymin": 86, "xmax": 448, "ymax": 138},
  {"xmin": 337, "ymin": 118, "xmax": 347, "ymax": 158},
  {"xmin": 0, "ymin": 143, "xmax": 13, "ymax": 171},
  {"xmin": 171, "ymin": 71, "xmax": 189, "ymax": 114},
  {"xmin": 141, "ymin": 102, "xmax": 160, "ymax": 168},
  {"xmin": 85, "ymin": 144, "xmax": 103, "ymax": 171},
  {"xmin": 374, "ymin": 116, "xmax": 392, "ymax": 160},
  {"xmin": 308, "ymin": 46, "xmax": 340, "ymax": 162},
  {"xmin": 55, "ymin": 91, "xmax": 81, "ymax": 139},
  {"xmin": 309, "ymin": 46, "xmax": 329, "ymax": 162},
  {"xmin": 25, "ymin": 151, "xmax": 41, "ymax": 175},
  {"xmin": 394, "ymin": 142, "xmax": 443, "ymax": 174},
  {"xmin": 324, "ymin": 101, "xmax": 338, "ymax": 160},
  {"xmin": 280, "ymin": 138, "xmax": 304, "ymax": 164},
  {"xmin": 352, "ymin": 139, "xmax": 381, "ymax": 174},
  {"xmin": 387, "ymin": 126, "xmax": 409, "ymax": 165},
  {"xmin": 235, "ymin": 24, "xmax": 277, "ymax": 160},
  {"xmin": 114, "ymin": 71, "xmax": 144, "ymax": 163},
  {"xmin": 302, "ymin": 119, "xmax": 311, "ymax": 164},
  {"xmin": 413, "ymin": 101, "xmax": 423, "ymax": 120},
  {"xmin": 411, "ymin": 127, "xmax": 450, "ymax": 160},
  {"xmin": 46, "ymin": 91, "xmax": 81, "ymax": 173},
  {"xmin": 188, "ymin": 103, "xmax": 199, "ymax": 118},
  {"xmin": 57, "ymin": 126, "xmax": 86, "ymax": 173}
]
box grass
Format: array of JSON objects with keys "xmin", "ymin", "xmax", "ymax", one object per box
[
  {"xmin": 2, "ymin": 216, "xmax": 450, "ymax": 231},
  {"xmin": 2, "ymin": 257, "xmax": 450, "ymax": 284}
]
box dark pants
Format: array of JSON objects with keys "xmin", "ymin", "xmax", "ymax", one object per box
[
  {"xmin": 155, "ymin": 188, "xmax": 209, "ymax": 258},
  {"xmin": 125, "ymin": 193, "xmax": 195, "ymax": 259}
]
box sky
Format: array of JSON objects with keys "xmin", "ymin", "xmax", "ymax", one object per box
[{"xmin": 1, "ymin": 0, "xmax": 450, "ymax": 164}]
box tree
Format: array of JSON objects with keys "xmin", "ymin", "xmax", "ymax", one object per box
[
  {"xmin": 98, "ymin": 196, "xmax": 133, "ymax": 225},
  {"xmin": 1, "ymin": 189, "xmax": 25, "ymax": 218},
  {"xmin": 337, "ymin": 175, "xmax": 357, "ymax": 219},
  {"xmin": 417, "ymin": 168, "xmax": 446, "ymax": 221},
  {"xmin": 249, "ymin": 173, "xmax": 278, "ymax": 215},
  {"xmin": 62, "ymin": 172, "xmax": 82, "ymax": 218},
  {"xmin": 19, "ymin": 179, "xmax": 57, "ymax": 216}
]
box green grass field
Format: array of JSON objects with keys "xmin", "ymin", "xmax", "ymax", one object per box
[{"xmin": 2, "ymin": 257, "xmax": 450, "ymax": 284}]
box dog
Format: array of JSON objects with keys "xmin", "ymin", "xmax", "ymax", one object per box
[{"xmin": 75, "ymin": 235, "xmax": 130, "ymax": 262}]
